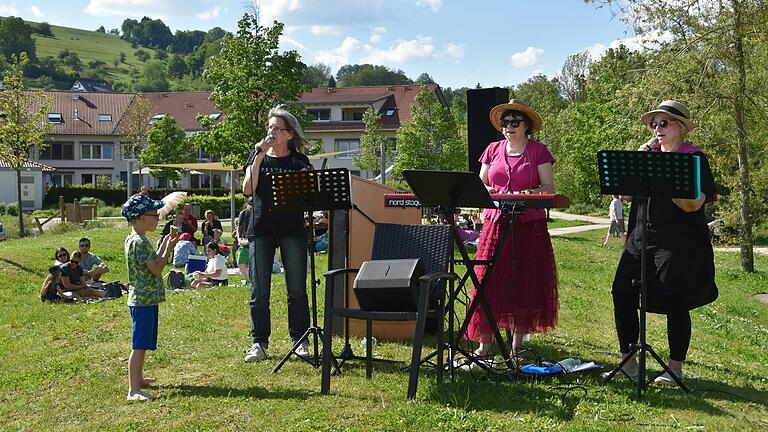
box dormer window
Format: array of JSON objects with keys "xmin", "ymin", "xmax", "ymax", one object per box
[
  {"xmin": 48, "ymin": 113, "xmax": 63, "ymax": 124},
  {"xmin": 207, "ymin": 112, "xmax": 222, "ymax": 120},
  {"xmin": 383, "ymin": 108, "xmax": 396, "ymax": 116},
  {"xmin": 149, "ymin": 114, "xmax": 166, "ymax": 124},
  {"xmin": 98, "ymin": 114, "xmax": 112, "ymax": 122}
]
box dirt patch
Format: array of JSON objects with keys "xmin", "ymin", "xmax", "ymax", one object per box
[{"xmin": 753, "ymin": 294, "xmax": 768, "ymax": 304}]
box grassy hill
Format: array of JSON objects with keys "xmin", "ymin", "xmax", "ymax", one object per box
[{"xmin": 32, "ymin": 23, "xmax": 153, "ymax": 88}]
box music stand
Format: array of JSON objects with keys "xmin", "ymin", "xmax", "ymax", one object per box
[
  {"xmin": 270, "ymin": 168, "xmax": 351, "ymax": 373},
  {"xmin": 598, "ymin": 150, "xmax": 698, "ymax": 399},
  {"xmin": 403, "ymin": 169, "xmax": 516, "ymax": 373}
]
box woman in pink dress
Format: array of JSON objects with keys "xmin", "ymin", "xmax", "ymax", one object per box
[{"xmin": 467, "ymin": 99, "xmax": 559, "ymax": 359}]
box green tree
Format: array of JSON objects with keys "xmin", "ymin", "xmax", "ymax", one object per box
[
  {"xmin": 192, "ymin": 13, "xmax": 306, "ymax": 168},
  {"xmin": 303, "ymin": 63, "xmax": 332, "ymax": 88},
  {"xmin": 134, "ymin": 60, "xmax": 169, "ymax": 91},
  {"xmin": 555, "ymin": 51, "xmax": 591, "ymax": 102},
  {"xmin": 336, "ymin": 64, "xmax": 412, "ymax": 87},
  {"xmin": 141, "ymin": 115, "xmax": 195, "ymax": 181},
  {"xmin": 0, "ymin": 53, "xmax": 53, "ymax": 237},
  {"xmin": 135, "ymin": 49, "xmax": 150, "ymax": 62},
  {"xmin": 354, "ymin": 109, "xmax": 393, "ymax": 179},
  {"xmin": 394, "ymin": 86, "xmax": 465, "ymax": 177},
  {"xmin": 167, "ymin": 54, "xmax": 188, "ymax": 79},
  {"xmin": 96, "ymin": 26, "xmax": 106, "ymax": 33},
  {"xmin": 119, "ymin": 95, "xmax": 153, "ymax": 191},
  {"xmin": 0, "ymin": 17, "xmax": 37, "ymax": 62},
  {"xmin": 414, "ymin": 72, "xmax": 436, "ymax": 84},
  {"xmin": 511, "ymin": 74, "xmax": 568, "ymax": 149},
  {"xmin": 37, "ymin": 22, "xmax": 53, "ymax": 37}
]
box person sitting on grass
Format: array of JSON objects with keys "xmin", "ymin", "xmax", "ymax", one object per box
[
  {"xmin": 172, "ymin": 233, "xmax": 198, "ymax": 268},
  {"xmin": 53, "ymin": 247, "xmax": 69, "ymax": 266},
  {"xmin": 40, "ymin": 266, "xmax": 67, "ymax": 302},
  {"xmin": 59, "ymin": 252, "xmax": 106, "ymax": 299},
  {"xmin": 121, "ymin": 193, "xmax": 179, "ymax": 401},
  {"xmin": 190, "ymin": 242, "xmax": 229, "ymax": 288},
  {"xmin": 78, "ymin": 237, "xmax": 110, "ymax": 281}
]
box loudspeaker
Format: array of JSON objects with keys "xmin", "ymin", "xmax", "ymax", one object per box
[
  {"xmin": 467, "ymin": 87, "xmax": 509, "ymax": 174},
  {"xmin": 353, "ymin": 259, "xmax": 424, "ymax": 312}
]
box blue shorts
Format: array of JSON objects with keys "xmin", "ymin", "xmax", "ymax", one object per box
[{"xmin": 130, "ymin": 305, "xmax": 159, "ymax": 350}]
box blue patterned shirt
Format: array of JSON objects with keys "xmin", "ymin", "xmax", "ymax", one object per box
[{"xmin": 125, "ymin": 232, "xmax": 165, "ymax": 306}]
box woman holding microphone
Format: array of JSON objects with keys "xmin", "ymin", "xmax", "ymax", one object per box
[{"xmin": 241, "ymin": 106, "xmax": 313, "ymax": 362}]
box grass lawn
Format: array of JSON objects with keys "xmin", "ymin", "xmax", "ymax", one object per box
[
  {"xmin": 0, "ymin": 224, "xmax": 766, "ymax": 430},
  {"xmin": 547, "ymin": 218, "xmax": 594, "ymax": 229}
]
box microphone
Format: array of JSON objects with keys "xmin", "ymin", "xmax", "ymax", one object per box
[
  {"xmin": 254, "ymin": 136, "xmax": 275, "ymax": 155},
  {"xmin": 645, "ymin": 137, "xmax": 658, "ymax": 151}
]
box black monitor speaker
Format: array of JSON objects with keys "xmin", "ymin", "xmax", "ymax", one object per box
[
  {"xmin": 467, "ymin": 87, "xmax": 509, "ymax": 174},
  {"xmin": 353, "ymin": 259, "xmax": 424, "ymax": 312}
]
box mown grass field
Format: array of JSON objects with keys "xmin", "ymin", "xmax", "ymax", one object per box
[{"xmin": 0, "ymin": 223, "xmax": 766, "ymax": 431}]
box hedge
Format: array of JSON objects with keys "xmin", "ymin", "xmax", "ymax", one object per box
[
  {"xmin": 43, "ymin": 185, "xmax": 234, "ymax": 207},
  {"xmin": 179, "ymin": 194, "xmax": 247, "ymax": 220}
]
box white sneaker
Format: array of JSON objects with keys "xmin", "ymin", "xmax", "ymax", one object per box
[
  {"xmin": 244, "ymin": 343, "xmax": 267, "ymax": 362},
  {"xmin": 295, "ymin": 341, "xmax": 310, "ymax": 358},
  {"xmin": 654, "ymin": 370, "xmax": 683, "ymax": 387}
]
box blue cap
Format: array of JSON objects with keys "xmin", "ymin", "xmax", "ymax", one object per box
[{"xmin": 121, "ymin": 193, "xmax": 164, "ymax": 222}]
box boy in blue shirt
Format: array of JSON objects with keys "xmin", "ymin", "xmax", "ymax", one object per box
[{"xmin": 121, "ymin": 193, "xmax": 178, "ymax": 401}]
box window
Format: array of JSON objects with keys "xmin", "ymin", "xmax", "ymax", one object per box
[
  {"xmin": 306, "ymin": 108, "xmax": 331, "ymax": 121},
  {"xmin": 98, "ymin": 114, "xmax": 112, "ymax": 122},
  {"xmin": 41, "ymin": 142, "xmax": 74, "ymax": 160},
  {"xmin": 383, "ymin": 108, "xmax": 396, "ymax": 116},
  {"xmin": 207, "ymin": 112, "xmax": 222, "ymax": 121},
  {"xmin": 81, "ymin": 174, "xmax": 111, "ymax": 186},
  {"xmin": 81, "ymin": 142, "xmax": 113, "ymax": 160},
  {"xmin": 342, "ymin": 108, "xmax": 366, "ymax": 121},
  {"xmin": 49, "ymin": 173, "xmax": 73, "ymax": 187},
  {"xmin": 334, "ymin": 139, "xmax": 360, "ymax": 159},
  {"xmin": 47, "ymin": 113, "xmax": 63, "ymax": 124},
  {"xmin": 149, "ymin": 114, "xmax": 166, "ymax": 124}
]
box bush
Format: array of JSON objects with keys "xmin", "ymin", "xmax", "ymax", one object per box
[
  {"xmin": 43, "ymin": 185, "xmax": 233, "ymax": 207},
  {"xmin": 182, "ymin": 194, "xmax": 246, "ymax": 219},
  {"xmin": 0, "ymin": 202, "xmax": 6, "ymax": 216},
  {"xmin": 98, "ymin": 206, "xmax": 122, "ymax": 217},
  {"xmin": 7, "ymin": 202, "xmax": 18, "ymax": 217}
]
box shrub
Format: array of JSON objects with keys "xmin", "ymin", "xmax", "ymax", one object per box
[
  {"xmin": 182, "ymin": 194, "xmax": 246, "ymax": 219},
  {"xmin": 7, "ymin": 202, "xmax": 18, "ymax": 217},
  {"xmin": 0, "ymin": 202, "xmax": 6, "ymax": 215},
  {"xmin": 44, "ymin": 185, "xmax": 233, "ymax": 207}
]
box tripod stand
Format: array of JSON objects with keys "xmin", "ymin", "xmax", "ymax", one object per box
[
  {"xmin": 403, "ymin": 170, "xmax": 516, "ymax": 374},
  {"xmin": 598, "ymin": 150, "xmax": 699, "ymax": 399},
  {"xmin": 271, "ymin": 168, "xmax": 351, "ymax": 373}
]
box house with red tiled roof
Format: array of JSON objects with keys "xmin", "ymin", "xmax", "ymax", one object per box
[
  {"xmin": 29, "ymin": 91, "xmax": 136, "ymax": 189},
  {"xmin": 297, "ymin": 84, "xmax": 446, "ymax": 176}
]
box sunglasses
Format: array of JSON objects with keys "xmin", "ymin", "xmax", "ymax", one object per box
[
  {"xmin": 649, "ymin": 119, "xmax": 674, "ymax": 129},
  {"xmin": 57, "ymin": 253, "xmax": 68, "ymax": 258},
  {"xmin": 500, "ymin": 119, "xmax": 524, "ymax": 129},
  {"xmin": 70, "ymin": 260, "xmax": 80, "ymax": 265},
  {"xmin": 267, "ymin": 125, "xmax": 289, "ymax": 132}
]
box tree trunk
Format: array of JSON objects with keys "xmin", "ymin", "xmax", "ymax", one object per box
[
  {"xmin": 15, "ymin": 168, "xmax": 25, "ymax": 238},
  {"xmin": 733, "ymin": 2, "xmax": 754, "ymax": 272}
]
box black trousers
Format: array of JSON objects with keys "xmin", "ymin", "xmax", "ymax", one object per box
[{"xmin": 612, "ymin": 247, "xmax": 691, "ymax": 362}]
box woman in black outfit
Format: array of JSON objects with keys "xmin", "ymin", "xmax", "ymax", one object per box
[
  {"xmin": 241, "ymin": 106, "xmax": 312, "ymax": 362},
  {"xmin": 605, "ymin": 100, "xmax": 718, "ymax": 386}
]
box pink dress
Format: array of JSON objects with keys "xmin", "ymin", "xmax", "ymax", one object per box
[{"xmin": 466, "ymin": 139, "xmax": 559, "ymax": 341}]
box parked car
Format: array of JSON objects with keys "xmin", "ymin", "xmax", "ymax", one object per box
[{"xmin": 0, "ymin": 223, "xmax": 6, "ymax": 241}]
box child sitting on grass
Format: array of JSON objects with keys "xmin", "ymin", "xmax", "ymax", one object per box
[{"xmin": 121, "ymin": 193, "xmax": 178, "ymax": 401}]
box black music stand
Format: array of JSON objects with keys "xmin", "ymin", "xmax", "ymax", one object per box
[
  {"xmin": 598, "ymin": 150, "xmax": 699, "ymax": 399},
  {"xmin": 270, "ymin": 168, "xmax": 351, "ymax": 373},
  {"xmin": 403, "ymin": 169, "xmax": 516, "ymax": 373}
]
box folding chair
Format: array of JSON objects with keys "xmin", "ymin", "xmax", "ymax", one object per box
[{"xmin": 320, "ymin": 223, "xmax": 457, "ymax": 399}]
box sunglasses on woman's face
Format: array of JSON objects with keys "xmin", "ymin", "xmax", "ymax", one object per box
[
  {"xmin": 57, "ymin": 254, "xmax": 67, "ymax": 258},
  {"xmin": 500, "ymin": 119, "xmax": 524, "ymax": 129},
  {"xmin": 649, "ymin": 119, "xmax": 674, "ymax": 129}
]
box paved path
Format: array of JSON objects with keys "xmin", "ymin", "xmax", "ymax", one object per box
[{"xmin": 548, "ymin": 210, "xmax": 608, "ymax": 236}]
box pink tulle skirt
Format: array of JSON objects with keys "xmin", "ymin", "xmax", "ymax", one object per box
[{"xmin": 466, "ymin": 216, "xmax": 559, "ymax": 342}]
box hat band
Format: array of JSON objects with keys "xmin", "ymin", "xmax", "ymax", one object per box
[{"xmin": 658, "ymin": 105, "xmax": 688, "ymax": 120}]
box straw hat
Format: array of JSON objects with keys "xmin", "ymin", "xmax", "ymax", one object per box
[
  {"xmin": 489, "ymin": 99, "xmax": 543, "ymax": 133},
  {"xmin": 640, "ymin": 100, "xmax": 695, "ymax": 131}
]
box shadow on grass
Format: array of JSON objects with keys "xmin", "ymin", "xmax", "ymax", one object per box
[
  {"xmin": 0, "ymin": 256, "xmax": 41, "ymax": 276},
  {"xmin": 163, "ymin": 383, "xmax": 314, "ymax": 401}
]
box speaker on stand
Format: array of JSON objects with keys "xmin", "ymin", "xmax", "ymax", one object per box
[{"xmin": 467, "ymin": 87, "xmax": 509, "ymax": 173}]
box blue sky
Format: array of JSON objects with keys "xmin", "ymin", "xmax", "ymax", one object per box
[{"xmin": 0, "ymin": 0, "xmax": 644, "ymax": 89}]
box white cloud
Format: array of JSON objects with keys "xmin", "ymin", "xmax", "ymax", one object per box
[
  {"xmin": 369, "ymin": 34, "xmax": 383, "ymax": 43},
  {"xmin": 196, "ymin": 5, "xmax": 222, "ymax": 21},
  {"xmin": 84, "ymin": 0, "xmax": 167, "ymax": 17},
  {"xmin": 372, "ymin": 26, "xmax": 386, "ymax": 34},
  {"xmin": 310, "ymin": 25, "xmax": 341, "ymax": 36},
  {"xmin": 361, "ymin": 35, "xmax": 435, "ymax": 65},
  {"xmin": 257, "ymin": 0, "xmax": 391, "ymax": 27},
  {"xmin": 445, "ymin": 42, "xmax": 464, "ymax": 59},
  {"xmin": 29, "ymin": 5, "xmax": 44, "ymax": 18},
  {"xmin": 280, "ymin": 34, "xmax": 308, "ymax": 51},
  {"xmin": 369, "ymin": 26, "xmax": 386, "ymax": 43},
  {"xmin": 314, "ymin": 36, "xmax": 366, "ymax": 66},
  {"xmin": 0, "ymin": 3, "xmax": 19, "ymax": 15},
  {"xmin": 415, "ymin": 0, "xmax": 442, "ymax": 13},
  {"xmin": 510, "ymin": 46, "xmax": 545, "ymax": 68},
  {"xmin": 256, "ymin": 0, "xmax": 303, "ymax": 24},
  {"xmin": 584, "ymin": 31, "xmax": 673, "ymax": 59}
]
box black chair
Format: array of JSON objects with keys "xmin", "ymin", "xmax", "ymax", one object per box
[{"xmin": 320, "ymin": 223, "xmax": 457, "ymax": 399}]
